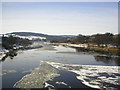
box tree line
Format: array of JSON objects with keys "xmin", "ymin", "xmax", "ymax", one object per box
[
  {"xmin": 52, "ymin": 33, "xmax": 120, "ymax": 48},
  {"xmin": 1, "ymin": 35, "xmax": 32, "ymax": 49}
]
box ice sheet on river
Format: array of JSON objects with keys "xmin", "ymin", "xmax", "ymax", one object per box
[
  {"xmin": 14, "ymin": 61, "xmax": 60, "ymax": 88},
  {"xmin": 46, "ymin": 61, "xmax": 120, "ymax": 89},
  {"xmin": 14, "ymin": 61, "xmax": 120, "ymax": 89}
]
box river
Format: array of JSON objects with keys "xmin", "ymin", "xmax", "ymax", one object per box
[{"xmin": 1, "ymin": 44, "xmax": 120, "ymax": 88}]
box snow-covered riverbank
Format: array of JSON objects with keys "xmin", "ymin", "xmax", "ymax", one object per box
[
  {"xmin": 0, "ymin": 50, "xmax": 9, "ymax": 60},
  {"xmin": 53, "ymin": 43, "xmax": 88, "ymax": 48}
]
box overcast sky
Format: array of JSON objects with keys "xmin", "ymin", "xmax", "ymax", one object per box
[{"xmin": 1, "ymin": 2, "xmax": 118, "ymax": 35}]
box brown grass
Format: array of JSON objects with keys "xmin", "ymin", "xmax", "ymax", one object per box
[{"xmin": 89, "ymin": 46, "xmax": 120, "ymax": 52}]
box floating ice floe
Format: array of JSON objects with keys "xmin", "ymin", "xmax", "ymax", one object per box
[
  {"xmin": 56, "ymin": 82, "xmax": 67, "ymax": 86},
  {"xmin": 46, "ymin": 61, "xmax": 120, "ymax": 89},
  {"xmin": 14, "ymin": 62, "xmax": 60, "ymax": 88},
  {"xmin": 44, "ymin": 82, "xmax": 54, "ymax": 88}
]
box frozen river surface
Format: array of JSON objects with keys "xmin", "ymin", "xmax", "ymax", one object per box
[{"xmin": 1, "ymin": 44, "xmax": 120, "ymax": 89}]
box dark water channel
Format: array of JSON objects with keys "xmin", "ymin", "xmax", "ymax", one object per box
[
  {"xmin": 1, "ymin": 45, "xmax": 120, "ymax": 88},
  {"xmin": 47, "ymin": 70, "xmax": 92, "ymax": 89}
]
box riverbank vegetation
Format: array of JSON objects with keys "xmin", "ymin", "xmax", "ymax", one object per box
[
  {"xmin": 0, "ymin": 35, "xmax": 33, "ymax": 60},
  {"xmin": 0, "ymin": 32, "xmax": 120, "ymax": 57},
  {"xmin": 52, "ymin": 33, "xmax": 120, "ymax": 47},
  {"xmin": 52, "ymin": 33, "xmax": 120, "ymax": 56},
  {"xmin": 1, "ymin": 35, "xmax": 32, "ymax": 50}
]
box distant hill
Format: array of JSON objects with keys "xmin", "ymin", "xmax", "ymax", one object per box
[
  {"xmin": 10, "ymin": 32, "xmax": 75, "ymax": 41},
  {"xmin": 11, "ymin": 32, "xmax": 48, "ymax": 37},
  {"xmin": 55, "ymin": 35, "xmax": 76, "ymax": 37}
]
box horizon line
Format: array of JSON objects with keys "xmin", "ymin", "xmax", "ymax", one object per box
[{"xmin": 1, "ymin": 31, "xmax": 119, "ymax": 36}]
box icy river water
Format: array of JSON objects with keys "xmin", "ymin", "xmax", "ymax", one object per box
[{"xmin": 1, "ymin": 44, "xmax": 120, "ymax": 89}]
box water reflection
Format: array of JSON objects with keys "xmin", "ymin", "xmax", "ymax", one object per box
[
  {"xmin": 55, "ymin": 45, "xmax": 76, "ymax": 52},
  {"xmin": 94, "ymin": 56, "xmax": 120, "ymax": 66},
  {"xmin": 1, "ymin": 45, "xmax": 120, "ymax": 88},
  {"xmin": 1, "ymin": 45, "xmax": 120, "ymax": 66},
  {"xmin": 75, "ymin": 47, "xmax": 89, "ymax": 52}
]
